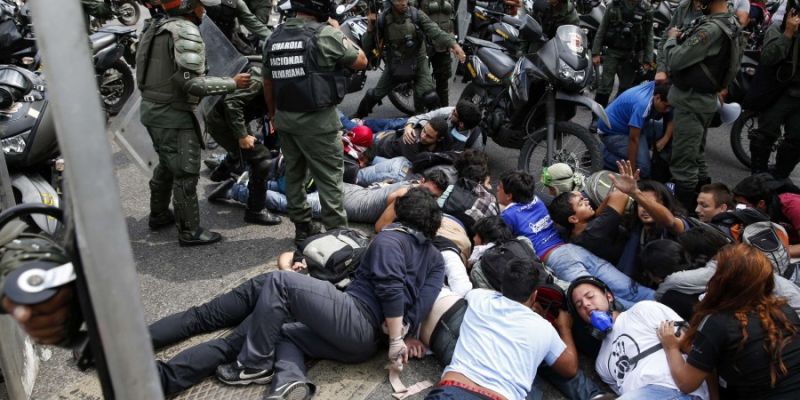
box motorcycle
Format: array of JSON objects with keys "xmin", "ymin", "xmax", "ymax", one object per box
[
  {"xmin": 90, "ymin": 25, "xmax": 138, "ymax": 116},
  {"xmin": 88, "ymin": 0, "xmax": 142, "ymax": 32},
  {"xmin": 0, "ymin": 65, "xmax": 62, "ymax": 234},
  {"xmin": 469, "ymin": 3, "xmax": 525, "ymax": 53},
  {"xmin": 460, "ymin": 17, "xmax": 607, "ymax": 179}
]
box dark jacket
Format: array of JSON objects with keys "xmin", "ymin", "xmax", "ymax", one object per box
[{"xmin": 346, "ymin": 225, "xmax": 445, "ymax": 332}]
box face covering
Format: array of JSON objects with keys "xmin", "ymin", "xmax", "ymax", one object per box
[{"xmin": 589, "ymin": 309, "xmax": 614, "ymax": 339}]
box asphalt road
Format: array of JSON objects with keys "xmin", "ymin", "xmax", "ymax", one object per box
[{"xmin": 4, "ymin": 7, "xmax": 800, "ymax": 400}]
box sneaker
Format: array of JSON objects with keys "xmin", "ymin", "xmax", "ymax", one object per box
[
  {"xmin": 215, "ymin": 361, "xmax": 273, "ymax": 386},
  {"xmin": 148, "ymin": 210, "xmax": 175, "ymax": 231},
  {"xmin": 178, "ymin": 228, "xmax": 222, "ymax": 247},
  {"xmin": 265, "ymin": 381, "xmax": 314, "ymax": 400},
  {"xmin": 207, "ymin": 178, "xmax": 235, "ymax": 204}
]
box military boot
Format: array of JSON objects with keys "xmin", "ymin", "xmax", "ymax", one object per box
[
  {"xmin": 209, "ymin": 154, "xmax": 244, "ymax": 182},
  {"xmin": 179, "ymin": 227, "xmax": 223, "ymax": 247},
  {"xmin": 353, "ymin": 90, "xmax": 380, "ymax": 119},
  {"xmin": 294, "ymin": 221, "xmax": 323, "ymax": 247},
  {"xmin": 749, "ymin": 133, "xmax": 774, "ymax": 175},
  {"xmin": 435, "ymin": 86, "xmax": 449, "ymax": 109},
  {"xmin": 148, "ymin": 210, "xmax": 175, "ymax": 230},
  {"xmin": 773, "ymin": 141, "xmax": 800, "ymax": 179},
  {"xmin": 207, "ymin": 178, "xmax": 235, "ymax": 204}
]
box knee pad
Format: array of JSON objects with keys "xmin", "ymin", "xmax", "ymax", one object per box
[{"xmin": 250, "ymin": 158, "xmax": 273, "ymax": 181}]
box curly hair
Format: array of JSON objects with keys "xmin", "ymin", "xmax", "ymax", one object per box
[
  {"xmin": 685, "ymin": 244, "xmax": 798, "ymax": 386},
  {"xmin": 395, "ymin": 186, "xmax": 443, "ymax": 239}
]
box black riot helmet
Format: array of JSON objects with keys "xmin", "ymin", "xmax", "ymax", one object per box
[{"xmin": 290, "ymin": 0, "xmax": 333, "ymax": 19}]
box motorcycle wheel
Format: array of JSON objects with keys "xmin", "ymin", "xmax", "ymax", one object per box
[
  {"xmin": 518, "ymin": 121, "xmax": 603, "ymax": 180},
  {"xmin": 116, "ymin": 0, "xmax": 141, "ymax": 26},
  {"xmin": 388, "ymin": 82, "xmax": 416, "ymax": 116},
  {"xmin": 99, "ymin": 59, "xmax": 134, "ymax": 116},
  {"xmin": 730, "ymin": 110, "xmax": 780, "ymax": 169}
]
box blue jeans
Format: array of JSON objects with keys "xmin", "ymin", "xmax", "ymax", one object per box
[
  {"xmin": 529, "ymin": 366, "xmax": 604, "ymax": 400},
  {"xmin": 356, "ymin": 156, "xmax": 411, "ymax": 186},
  {"xmin": 601, "ymin": 119, "xmax": 664, "ymax": 178},
  {"xmin": 545, "ymin": 244, "xmax": 654, "ymax": 309},
  {"xmin": 338, "ymin": 111, "xmax": 407, "ymax": 133},
  {"xmin": 618, "ymin": 384, "xmax": 703, "ymax": 400}
]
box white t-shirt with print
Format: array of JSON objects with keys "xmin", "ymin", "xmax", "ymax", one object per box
[{"xmin": 595, "ymin": 301, "xmax": 709, "ymax": 399}]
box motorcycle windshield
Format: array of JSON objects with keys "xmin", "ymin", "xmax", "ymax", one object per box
[{"xmin": 553, "ymin": 25, "xmax": 589, "ymax": 71}]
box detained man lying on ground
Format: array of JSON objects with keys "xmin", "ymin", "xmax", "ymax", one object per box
[
  {"xmin": 149, "ymin": 187, "xmax": 446, "ymax": 398},
  {"xmin": 208, "ymin": 169, "xmax": 449, "ymax": 225}
]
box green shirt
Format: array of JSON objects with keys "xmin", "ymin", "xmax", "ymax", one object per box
[
  {"xmin": 206, "ymin": 66, "xmax": 265, "ymax": 139},
  {"xmin": 761, "ymin": 23, "xmax": 799, "ymax": 84},
  {"xmin": 665, "ymin": 12, "xmax": 735, "ymax": 112},
  {"xmin": 657, "ymin": 0, "xmax": 703, "ymax": 73},
  {"xmin": 264, "ymin": 17, "xmax": 359, "ymax": 134}
]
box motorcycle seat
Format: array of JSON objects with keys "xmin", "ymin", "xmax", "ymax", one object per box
[
  {"xmin": 90, "ymin": 32, "xmax": 117, "ymax": 52},
  {"xmin": 477, "ymin": 47, "xmax": 516, "ymax": 79}
]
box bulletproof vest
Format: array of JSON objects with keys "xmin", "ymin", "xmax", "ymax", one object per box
[
  {"xmin": 672, "ymin": 16, "xmax": 739, "ymax": 94},
  {"xmin": 417, "ymin": 0, "xmax": 453, "ymax": 33},
  {"xmin": 205, "ymin": 0, "xmax": 238, "ymax": 38},
  {"xmin": 379, "ymin": 7, "xmax": 424, "ymax": 59},
  {"xmin": 606, "ymin": 2, "xmax": 650, "ymax": 51},
  {"xmin": 136, "ymin": 18, "xmax": 202, "ymax": 110},
  {"xmin": 265, "ymin": 22, "xmax": 347, "ymax": 112}
]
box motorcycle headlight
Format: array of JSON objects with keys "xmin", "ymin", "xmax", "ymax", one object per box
[
  {"xmin": 558, "ymin": 60, "xmax": 586, "ymax": 85},
  {"xmin": 1, "ymin": 130, "xmax": 31, "ymax": 154}
]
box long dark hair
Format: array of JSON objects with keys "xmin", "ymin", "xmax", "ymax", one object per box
[{"xmin": 685, "ymin": 244, "xmax": 798, "ymax": 386}]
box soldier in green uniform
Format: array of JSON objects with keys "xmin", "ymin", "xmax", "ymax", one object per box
[
  {"xmin": 80, "ymin": 0, "xmax": 114, "ymax": 30},
  {"xmin": 654, "ymin": 0, "xmax": 704, "ymax": 84},
  {"xmin": 263, "ymin": 0, "xmax": 367, "ymax": 245},
  {"xmin": 204, "ymin": 65, "xmax": 282, "ymax": 225},
  {"xmin": 416, "ymin": 0, "xmax": 457, "ymax": 105},
  {"xmin": 353, "ymin": 0, "xmax": 465, "ymax": 118},
  {"xmin": 591, "ymin": 0, "xmax": 654, "ymax": 119},
  {"xmin": 664, "ymin": 0, "xmax": 741, "ymax": 211},
  {"xmin": 204, "ymin": 0, "xmax": 272, "ymax": 42},
  {"xmin": 535, "ymin": 0, "xmax": 580, "ymax": 40},
  {"xmin": 244, "ymin": 0, "xmax": 272, "ymax": 25},
  {"xmin": 137, "ymin": 0, "xmax": 251, "ymax": 246},
  {"xmin": 749, "ymin": 1, "xmax": 800, "ymax": 178}
]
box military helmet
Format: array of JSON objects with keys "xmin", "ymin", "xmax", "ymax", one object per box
[{"xmin": 288, "ymin": 0, "xmax": 333, "ymax": 18}]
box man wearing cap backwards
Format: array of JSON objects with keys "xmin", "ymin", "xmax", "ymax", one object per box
[
  {"xmin": 567, "ymin": 276, "xmax": 710, "ymax": 399},
  {"xmin": 136, "ymin": 0, "xmax": 252, "ymax": 246},
  {"xmin": 597, "ymin": 81, "xmax": 673, "ymax": 179},
  {"xmin": 541, "ymin": 163, "xmax": 586, "ymax": 198}
]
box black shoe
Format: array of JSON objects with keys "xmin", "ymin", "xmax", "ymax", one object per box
[
  {"xmin": 244, "ymin": 209, "xmax": 282, "ymax": 225},
  {"xmin": 216, "ymin": 361, "xmax": 273, "ymax": 386},
  {"xmin": 208, "ymin": 178, "xmax": 235, "ymax": 204},
  {"xmin": 265, "ymin": 381, "xmax": 314, "ymax": 400},
  {"xmin": 179, "ymin": 228, "xmax": 222, "ymax": 247},
  {"xmin": 148, "ymin": 210, "xmax": 175, "ymax": 231},
  {"xmin": 294, "ymin": 221, "xmax": 323, "ymax": 247}
]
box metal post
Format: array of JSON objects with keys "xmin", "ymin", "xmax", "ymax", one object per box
[
  {"xmin": 28, "ymin": 1, "xmax": 164, "ymax": 399},
  {"xmin": 0, "ymin": 150, "xmax": 38, "ymax": 399}
]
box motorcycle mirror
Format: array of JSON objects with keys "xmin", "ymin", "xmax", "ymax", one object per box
[{"xmin": 519, "ymin": 15, "xmax": 544, "ymax": 42}]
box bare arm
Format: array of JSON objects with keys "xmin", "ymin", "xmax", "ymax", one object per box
[
  {"xmin": 549, "ymin": 311, "xmax": 579, "ymax": 378},
  {"xmin": 610, "ymin": 160, "xmax": 685, "ymax": 234},
  {"xmin": 375, "ymin": 187, "xmax": 410, "ymax": 232},
  {"xmin": 657, "ymin": 321, "xmax": 709, "ymax": 393},
  {"xmin": 627, "ymin": 126, "xmax": 641, "ymax": 170}
]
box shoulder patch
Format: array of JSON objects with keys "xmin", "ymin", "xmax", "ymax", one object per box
[{"xmin": 688, "ymin": 30, "xmax": 707, "ymax": 46}]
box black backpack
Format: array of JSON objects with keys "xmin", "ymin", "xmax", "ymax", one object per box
[
  {"xmin": 480, "ymin": 238, "xmax": 537, "ymax": 290},
  {"xmin": 297, "ymin": 228, "xmax": 371, "ymax": 284}
]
